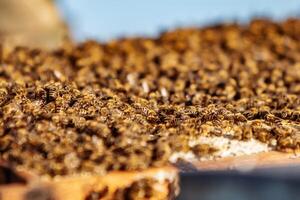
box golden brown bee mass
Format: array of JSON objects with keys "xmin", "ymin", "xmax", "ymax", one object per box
[{"xmin": 1, "ymin": 19, "xmax": 300, "ymax": 177}]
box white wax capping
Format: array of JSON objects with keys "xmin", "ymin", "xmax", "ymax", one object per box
[
  {"xmin": 142, "ymin": 81, "xmax": 150, "ymax": 93},
  {"xmin": 153, "ymin": 170, "xmax": 176, "ymax": 182},
  {"xmin": 160, "ymin": 88, "xmax": 168, "ymax": 97},
  {"xmin": 127, "ymin": 73, "xmax": 136, "ymax": 85},
  {"xmin": 170, "ymin": 135, "xmax": 270, "ymax": 163}
]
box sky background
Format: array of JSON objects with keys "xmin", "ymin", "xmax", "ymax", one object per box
[{"xmin": 57, "ymin": 0, "xmax": 300, "ymax": 42}]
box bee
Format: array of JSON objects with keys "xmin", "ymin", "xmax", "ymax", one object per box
[
  {"xmin": 280, "ymin": 109, "xmax": 292, "ymax": 119},
  {"xmin": 192, "ymin": 144, "xmax": 218, "ymax": 156},
  {"xmin": 242, "ymin": 125, "xmax": 253, "ymax": 140},
  {"xmin": 44, "ymin": 84, "xmax": 60, "ymax": 102},
  {"xmin": 256, "ymin": 130, "xmax": 269, "ymax": 143},
  {"xmin": 291, "ymin": 111, "xmax": 300, "ymax": 121},
  {"xmin": 265, "ymin": 114, "xmax": 281, "ymax": 123},
  {"xmin": 278, "ymin": 137, "xmax": 294, "ymax": 149},
  {"xmin": 234, "ymin": 113, "xmax": 247, "ymax": 122},
  {"xmin": 243, "ymin": 108, "xmax": 258, "ymax": 119}
]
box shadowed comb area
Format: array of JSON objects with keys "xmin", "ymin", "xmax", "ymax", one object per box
[{"xmin": 0, "ymin": 165, "xmax": 26, "ymax": 185}]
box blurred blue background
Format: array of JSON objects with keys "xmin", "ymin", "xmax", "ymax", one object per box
[{"xmin": 57, "ymin": 0, "xmax": 300, "ymax": 42}]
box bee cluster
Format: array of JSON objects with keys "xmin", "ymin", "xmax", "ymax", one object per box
[{"xmin": 1, "ymin": 19, "xmax": 300, "ymax": 177}]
